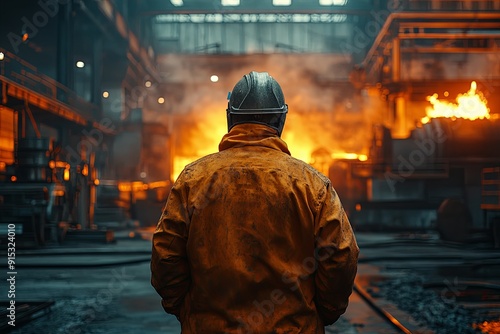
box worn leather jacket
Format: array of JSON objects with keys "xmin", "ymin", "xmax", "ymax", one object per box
[{"xmin": 151, "ymin": 123, "xmax": 359, "ymax": 333}]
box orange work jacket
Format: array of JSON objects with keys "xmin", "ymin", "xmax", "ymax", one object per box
[{"xmin": 151, "ymin": 123, "xmax": 359, "ymax": 333}]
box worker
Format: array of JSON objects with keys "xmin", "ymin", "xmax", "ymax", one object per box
[{"xmin": 151, "ymin": 71, "xmax": 359, "ymax": 333}]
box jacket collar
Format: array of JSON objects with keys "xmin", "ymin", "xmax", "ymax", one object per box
[{"xmin": 218, "ymin": 124, "xmax": 291, "ymax": 155}]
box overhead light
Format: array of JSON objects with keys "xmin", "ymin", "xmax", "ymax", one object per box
[
  {"xmin": 76, "ymin": 61, "xmax": 85, "ymax": 68},
  {"xmin": 273, "ymin": 0, "xmax": 291, "ymax": 6},
  {"xmin": 145, "ymin": 80, "xmax": 152, "ymax": 88},
  {"xmin": 102, "ymin": 91, "xmax": 109, "ymax": 98},
  {"xmin": 210, "ymin": 75, "xmax": 219, "ymax": 83},
  {"xmin": 158, "ymin": 97, "xmax": 165, "ymax": 104},
  {"xmin": 221, "ymin": 0, "xmax": 240, "ymax": 6},
  {"xmin": 170, "ymin": 0, "xmax": 183, "ymax": 6},
  {"xmin": 319, "ymin": 0, "xmax": 348, "ymax": 5},
  {"xmin": 0, "ymin": 52, "xmax": 4, "ymax": 61}
]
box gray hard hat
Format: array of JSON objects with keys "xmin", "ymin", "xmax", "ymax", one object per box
[{"xmin": 226, "ymin": 71, "xmax": 288, "ymax": 136}]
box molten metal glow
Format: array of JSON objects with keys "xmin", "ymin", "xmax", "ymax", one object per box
[
  {"xmin": 423, "ymin": 81, "xmax": 490, "ymax": 122},
  {"xmin": 473, "ymin": 319, "xmax": 500, "ymax": 333},
  {"xmin": 63, "ymin": 168, "xmax": 70, "ymax": 181},
  {"xmin": 118, "ymin": 181, "xmax": 146, "ymax": 192},
  {"xmin": 358, "ymin": 154, "xmax": 368, "ymax": 162},
  {"xmin": 149, "ymin": 181, "xmax": 170, "ymax": 189},
  {"xmin": 332, "ymin": 152, "xmax": 358, "ymax": 160},
  {"xmin": 171, "ymin": 109, "xmax": 368, "ymax": 181},
  {"xmin": 52, "ymin": 190, "xmax": 65, "ymax": 197}
]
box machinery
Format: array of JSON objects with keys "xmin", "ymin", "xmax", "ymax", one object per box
[{"xmin": 0, "ymin": 137, "xmax": 68, "ymax": 246}]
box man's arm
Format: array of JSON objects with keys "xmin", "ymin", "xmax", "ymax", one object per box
[
  {"xmin": 151, "ymin": 181, "xmax": 190, "ymax": 318},
  {"xmin": 313, "ymin": 182, "xmax": 359, "ymax": 326}
]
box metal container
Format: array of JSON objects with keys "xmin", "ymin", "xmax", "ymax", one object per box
[
  {"xmin": 17, "ymin": 137, "xmax": 51, "ymax": 151},
  {"xmin": 17, "ymin": 151, "xmax": 50, "ymax": 166},
  {"xmin": 17, "ymin": 166, "xmax": 49, "ymax": 182}
]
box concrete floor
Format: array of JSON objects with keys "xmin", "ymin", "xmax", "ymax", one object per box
[
  {"xmin": 5, "ymin": 234, "xmax": 358, "ymax": 334},
  {"xmin": 5, "ymin": 231, "xmax": 500, "ymax": 333}
]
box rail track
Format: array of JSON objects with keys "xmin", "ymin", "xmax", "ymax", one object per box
[{"xmin": 353, "ymin": 283, "xmax": 413, "ymax": 334}]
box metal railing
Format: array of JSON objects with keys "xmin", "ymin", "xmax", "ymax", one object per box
[
  {"xmin": 401, "ymin": 0, "xmax": 500, "ymax": 11},
  {"xmin": 481, "ymin": 167, "xmax": 500, "ymax": 210},
  {"xmin": 0, "ymin": 48, "xmax": 99, "ymax": 121}
]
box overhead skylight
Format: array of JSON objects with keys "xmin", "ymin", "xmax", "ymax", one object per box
[
  {"xmin": 221, "ymin": 0, "xmax": 240, "ymax": 5},
  {"xmin": 170, "ymin": 0, "xmax": 184, "ymax": 6},
  {"xmin": 319, "ymin": 0, "xmax": 348, "ymax": 5},
  {"xmin": 273, "ymin": 0, "xmax": 292, "ymax": 6},
  {"xmin": 155, "ymin": 13, "xmax": 347, "ymax": 23}
]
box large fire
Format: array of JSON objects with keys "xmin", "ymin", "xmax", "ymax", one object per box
[
  {"xmin": 171, "ymin": 115, "xmax": 368, "ymax": 182},
  {"xmin": 422, "ymin": 81, "xmax": 490, "ymax": 124}
]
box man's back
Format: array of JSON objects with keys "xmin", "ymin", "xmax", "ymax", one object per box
[{"xmin": 151, "ymin": 124, "xmax": 359, "ymax": 333}]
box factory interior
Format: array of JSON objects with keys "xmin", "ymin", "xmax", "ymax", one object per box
[{"xmin": 1, "ymin": 0, "xmax": 500, "ymax": 333}]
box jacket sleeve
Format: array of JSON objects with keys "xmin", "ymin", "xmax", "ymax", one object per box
[
  {"xmin": 151, "ymin": 179, "xmax": 190, "ymax": 318},
  {"xmin": 313, "ymin": 182, "xmax": 359, "ymax": 326}
]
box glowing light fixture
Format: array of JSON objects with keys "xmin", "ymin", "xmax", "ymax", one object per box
[
  {"xmin": 0, "ymin": 52, "xmax": 4, "ymax": 61},
  {"xmin": 222, "ymin": 0, "xmax": 240, "ymax": 5},
  {"xmin": 273, "ymin": 0, "xmax": 291, "ymax": 5},
  {"xmin": 22, "ymin": 33, "xmax": 29, "ymax": 42},
  {"xmin": 170, "ymin": 0, "xmax": 184, "ymax": 6},
  {"xmin": 102, "ymin": 91, "xmax": 109, "ymax": 98},
  {"xmin": 76, "ymin": 61, "xmax": 85, "ymax": 68},
  {"xmin": 210, "ymin": 75, "xmax": 219, "ymax": 83},
  {"xmin": 82, "ymin": 164, "xmax": 89, "ymax": 176},
  {"xmin": 145, "ymin": 80, "xmax": 152, "ymax": 88},
  {"xmin": 319, "ymin": 0, "xmax": 348, "ymax": 5},
  {"xmin": 158, "ymin": 97, "xmax": 165, "ymax": 104}
]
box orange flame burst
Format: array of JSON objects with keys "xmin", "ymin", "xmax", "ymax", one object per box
[
  {"xmin": 422, "ymin": 81, "xmax": 490, "ymax": 124},
  {"xmin": 172, "ymin": 133, "xmax": 366, "ymax": 182}
]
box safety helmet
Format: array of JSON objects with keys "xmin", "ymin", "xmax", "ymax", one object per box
[{"xmin": 226, "ymin": 71, "xmax": 288, "ymax": 136}]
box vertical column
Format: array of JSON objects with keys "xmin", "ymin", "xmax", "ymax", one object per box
[
  {"xmin": 392, "ymin": 37, "xmax": 400, "ymax": 82},
  {"xmin": 392, "ymin": 37, "xmax": 407, "ymax": 138},
  {"xmin": 56, "ymin": 1, "xmax": 74, "ymax": 96},
  {"xmin": 91, "ymin": 34, "xmax": 103, "ymax": 115},
  {"xmin": 394, "ymin": 94, "xmax": 408, "ymax": 138}
]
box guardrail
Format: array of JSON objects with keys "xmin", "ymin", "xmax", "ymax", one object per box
[
  {"xmin": 0, "ymin": 48, "xmax": 99, "ymax": 121},
  {"xmin": 401, "ymin": 0, "xmax": 500, "ymax": 11}
]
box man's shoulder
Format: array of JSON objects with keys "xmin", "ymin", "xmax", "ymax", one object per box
[
  {"xmin": 184, "ymin": 152, "xmax": 221, "ymax": 170},
  {"xmin": 181, "ymin": 149, "xmax": 330, "ymax": 187},
  {"xmin": 286, "ymin": 156, "xmax": 331, "ymax": 186}
]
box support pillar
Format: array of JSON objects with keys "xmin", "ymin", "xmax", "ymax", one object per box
[{"xmin": 57, "ymin": 1, "xmax": 74, "ymax": 97}]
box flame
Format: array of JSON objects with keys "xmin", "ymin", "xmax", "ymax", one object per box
[
  {"xmin": 423, "ymin": 81, "xmax": 490, "ymax": 122},
  {"xmin": 171, "ymin": 109, "xmax": 227, "ymax": 181},
  {"xmin": 172, "ymin": 133, "xmax": 367, "ymax": 181},
  {"xmin": 171, "ymin": 109, "xmax": 368, "ymax": 182}
]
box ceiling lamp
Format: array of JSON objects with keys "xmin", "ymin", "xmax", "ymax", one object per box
[
  {"xmin": 273, "ymin": 0, "xmax": 291, "ymax": 5},
  {"xmin": 319, "ymin": 0, "xmax": 348, "ymax": 5},
  {"xmin": 170, "ymin": 0, "xmax": 183, "ymax": 6},
  {"xmin": 221, "ymin": 0, "xmax": 240, "ymax": 5}
]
